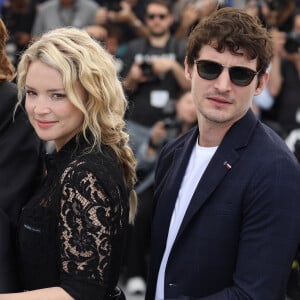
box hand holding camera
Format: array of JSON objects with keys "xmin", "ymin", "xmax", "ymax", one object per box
[
  {"xmin": 107, "ymin": 0, "xmax": 138, "ymax": 25},
  {"xmin": 162, "ymin": 117, "xmax": 183, "ymax": 140},
  {"xmin": 151, "ymin": 57, "xmax": 174, "ymax": 76},
  {"xmin": 148, "ymin": 121, "xmax": 168, "ymax": 150},
  {"xmin": 148, "ymin": 117, "xmax": 183, "ymax": 151},
  {"xmin": 271, "ymin": 28, "xmax": 300, "ymax": 55},
  {"xmin": 140, "ymin": 61, "xmax": 155, "ymax": 78},
  {"xmin": 284, "ymin": 32, "xmax": 300, "ymax": 54},
  {"xmin": 270, "ymin": 28, "xmax": 288, "ymax": 56}
]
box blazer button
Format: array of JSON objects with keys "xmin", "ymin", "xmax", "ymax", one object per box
[{"xmin": 168, "ymin": 283, "xmax": 177, "ymax": 287}]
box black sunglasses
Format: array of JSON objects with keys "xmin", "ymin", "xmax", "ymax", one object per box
[
  {"xmin": 194, "ymin": 60, "xmax": 260, "ymax": 87},
  {"xmin": 146, "ymin": 13, "xmax": 168, "ymax": 20}
]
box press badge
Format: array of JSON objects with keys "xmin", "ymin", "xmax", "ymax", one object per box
[{"xmin": 150, "ymin": 90, "xmax": 169, "ymax": 108}]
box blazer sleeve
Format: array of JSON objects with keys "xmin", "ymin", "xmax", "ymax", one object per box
[
  {"xmin": 166, "ymin": 154, "xmax": 300, "ymax": 300},
  {"xmin": 0, "ymin": 86, "xmax": 42, "ymax": 226}
]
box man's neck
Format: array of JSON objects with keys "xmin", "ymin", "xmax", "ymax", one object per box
[
  {"xmin": 148, "ymin": 32, "xmax": 170, "ymax": 48},
  {"xmin": 198, "ymin": 120, "xmax": 233, "ymax": 147}
]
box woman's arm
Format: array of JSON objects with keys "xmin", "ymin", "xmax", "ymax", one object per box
[{"xmin": 0, "ymin": 287, "xmax": 73, "ymax": 300}]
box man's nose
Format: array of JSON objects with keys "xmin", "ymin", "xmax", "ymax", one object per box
[{"xmin": 213, "ymin": 69, "xmax": 232, "ymax": 92}]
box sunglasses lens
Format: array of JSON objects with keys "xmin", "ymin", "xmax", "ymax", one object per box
[
  {"xmin": 196, "ymin": 61, "xmax": 222, "ymax": 80},
  {"xmin": 229, "ymin": 67, "xmax": 256, "ymax": 86},
  {"xmin": 147, "ymin": 14, "xmax": 167, "ymax": 20},
  {"xmin": 195, "ymin": 60, "xmax": 258, "ymax": 87}
]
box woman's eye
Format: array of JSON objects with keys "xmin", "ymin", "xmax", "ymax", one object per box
[
  {"xmin": 52, "ymin": 93, "xmax": 66, "ymax": 100},
  {"xmin": 26, "ymin": 90, "xmax": 36, "ymax": 96}
]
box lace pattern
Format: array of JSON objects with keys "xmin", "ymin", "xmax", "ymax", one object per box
[
  {"xmin": 18, "ymin": 137, "xmax": 129, "ymax": 296},
  {"xmin": 59, "ymin": 158, "xmax": 127, "ymax": 286}
]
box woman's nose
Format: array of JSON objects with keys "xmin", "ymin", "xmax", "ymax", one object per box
[{"xmin": 33, "ymin": 97, "xmax": 51, "ymax": 114}]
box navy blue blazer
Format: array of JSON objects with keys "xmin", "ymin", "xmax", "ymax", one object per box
[{"xmin": 146, "ymin": 109, "xmax": 300, "ymax": 300}]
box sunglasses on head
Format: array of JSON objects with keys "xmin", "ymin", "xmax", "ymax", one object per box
[
  {"xmin": 194, "ymin": 60, "xmax": 260, "ymax": 87},
  {"xmin": 146, "ymin": 13, "xmax": 167, "ymax": 20}
]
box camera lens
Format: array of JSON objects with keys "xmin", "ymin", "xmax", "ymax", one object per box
[
  {"xmin": 141, "ymin": 62, "xmax": 154, "ymax": 77},
  {"xmin": 285, "ymin": 32, "xmax": 300, "ymax": 54}
]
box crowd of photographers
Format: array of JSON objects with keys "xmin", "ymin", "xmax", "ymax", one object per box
[{"xmin": 1, "ymin": 0, "xmax": 300, "ymax": 298}]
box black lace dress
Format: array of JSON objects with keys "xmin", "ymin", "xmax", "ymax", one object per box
[{"xmin": 17, "ymin": 135, "xmax": 129, "ymax": 299}]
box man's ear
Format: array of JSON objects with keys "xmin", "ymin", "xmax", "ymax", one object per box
[
  {"xmin": 254, "ymin": 72, "xmax": 269, "ymax": 96},
  {"xmin": 184, "ymin": 57, "xmax": 192, "ymax": 80}
]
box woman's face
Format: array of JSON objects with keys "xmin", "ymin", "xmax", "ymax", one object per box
[{"xmin": 25, "ymin": 60, "xmax": 85, "ymax": 151}]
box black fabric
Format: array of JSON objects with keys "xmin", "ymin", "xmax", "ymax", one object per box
[
  {"xmin": 0, "ymin": 81, "xmax": 42, "ymax": 292},
  {"xmin": 125, "ymin": 186, "xmax": 153, "ymax": 280},
  {"xmin": 0, "ymin": 81, "xmax": 42, "ymax": 225},
  {"xmin": 17, "ymin": 135, "xmax": 129, "ymax": 299},
  {"xmin": 0, "ymin": 209, "xmax": 18, "ymax": 292}
]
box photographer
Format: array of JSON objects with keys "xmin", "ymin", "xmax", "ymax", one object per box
[
  {"xmin": 1, "ymin": 0, "xmax": 37, "ymax": 67},
  {"xmin": 263, "ymin": 9, "xmax": 300, "ymax": 137},
  {"xmin": 124, "ymin": 90, "xmax": 197, "ymax": 295},
  {"xmin": 121, "ymin": 0, "xmax": 190, "ymax": 156},
  {"xmin": 95, "ymin": 0, "xmax": 148, "ymax": 42},
  {"xmin": 172, "ymin": 0, "xmax": 220, "ymax": 39},
  {"xmin": 31, "ymin": 0, "xmax": 101, "ymax": 36},
  {"xmin": 260, "ymin": 0, "xmax": 295, "ymax": 31}
]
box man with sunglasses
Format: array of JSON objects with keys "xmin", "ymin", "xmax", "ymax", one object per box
[{"xmin": 146, "ymin": 7, "xmax": 300, "ymax": 300}]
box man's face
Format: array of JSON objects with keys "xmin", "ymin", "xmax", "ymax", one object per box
[
  {"xmin": 145, "ymin": 3, "xmax": 173, "ymax": 37},
  {"xmin": 185, "ymin": 44, "xmax": 268, "ymax": 129}
]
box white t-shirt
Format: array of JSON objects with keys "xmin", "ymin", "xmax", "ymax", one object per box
[{"xmin": 155, "ymin": 141, "xmax": 218, "ymax": 300}]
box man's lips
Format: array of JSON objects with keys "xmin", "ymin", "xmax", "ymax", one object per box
[{"xmin": 208, "ymin": 96, "xmax": 231, "ymax": 105}]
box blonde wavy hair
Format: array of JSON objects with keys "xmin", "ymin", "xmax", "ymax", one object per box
[
  {"xmin": 17, "ymin": 27, "xmax": 137, "ymax": 223},
  {"xmin": 0, "ymin": 18, "xmax": 15, "ymax": 82}
]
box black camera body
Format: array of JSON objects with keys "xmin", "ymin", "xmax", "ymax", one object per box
[
  {"xmin": 106, "ymin": 0, "xmax": 121, "ymax": 12},
  {"xmin": 285, "ymin": 32, "xmax": 300, "ymax": 54},
  {"xmin": 140, "ymin": 61, "xmax": 155, "ymax": 78},
  {"xmin": 265, "ymin": 0, "xmax": 287, "ymax": 10},
  {"xmin": 163, "ymin": 118, "xmax": 183, "ymax": 140}
]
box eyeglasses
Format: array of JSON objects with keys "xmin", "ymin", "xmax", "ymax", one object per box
[
  {"xmin": 194, "ymin": 60, "xmax": 260, "ymax": 87},
  {"xmin": 146, "ymin": 13, "xmax": 168, "ymax": 20}
]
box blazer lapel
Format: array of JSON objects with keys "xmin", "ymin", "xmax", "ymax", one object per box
[
  {"xmin": 154, "ymin": 128, "xmax": 199, "ymax": 247},
  {"xmin": 175, "ymin": 109, "xmax": 259, "ymax": 241}
]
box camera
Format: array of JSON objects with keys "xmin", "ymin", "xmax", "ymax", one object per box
[
  {"xmin": 265, "ymin": 0, "xmax": 287, "ymax": 10},
  {"xmin": 140, "ymin": 61, "xmax": 155, "ymax": 78},
  {"xmin": 284, "ymin": 32, "xmax": 300, "ymax": 54},
  {"xmin": 106, "ymin": 0, "xmax": 121, "ymax": 12},
  {"xmin": 163, "ymin": 118, "xmax": 183, "ymax": 140}
]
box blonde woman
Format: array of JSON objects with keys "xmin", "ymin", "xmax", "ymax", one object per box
[{"xmin": 0, "ymin": 27, "xmax": 137, "ymax": 300}]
